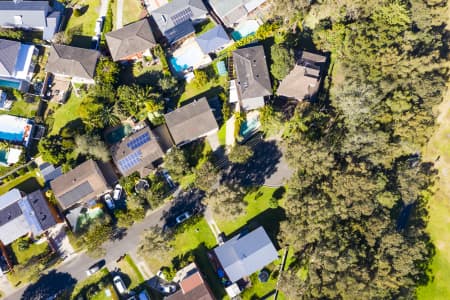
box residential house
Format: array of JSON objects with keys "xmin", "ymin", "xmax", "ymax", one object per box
[
  {"xmin": 233, "ymin": 45, "xmax": 271, "ymax": 111},
  {"xmin": 195, "ymin": 25, "xmax": 232, "ymax": 54},
  {"xmin": 167, "ymin": 262, "xmax": 215, "ymax": 300},
  {"xmin": 208, "ymin": 0, "xmax": 268, "ymax": 27},
  {"xmin": 106, "ymin": 18, "xmax": 157, "ymax": 62},
  {"xmin": 39, "ymin": 162, "xmax": 63, "ymax": 184},
  {"xmin": 277, "ymin": 50, "xmax": 327, "ymax": 101},
  {"xmin": 45, "ymin": 44, "xmax": 100, "ymax": 84},
  {"xmin": 152, "ymin": 0, "xmax": 208, "ymax": 44},
  {"xmin": 0, "ymin": 0, "xmax": 61, "ymax": 41},
  {"xmin": 50, "ymin": 159, "xmax": 110, "ymax": 211},
  {"xmin": 110, "ymin": 125, "xmax": 168, "ymax": 177},
  {"xmin": 213, "ymin": 226, "xmax": 278, "ymax": 283},
  {"xmin": 0, "ymin": 189, "xmax": 57, "ymax": 245},
  {"xmin": 0, "ymin": 38, "xmax": 37, "ymax": 91},
  {"xmin": 164, "ymin": 97, "xmax": 218, "ymax": 146}
]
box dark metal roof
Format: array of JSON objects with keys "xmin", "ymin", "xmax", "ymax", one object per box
[
  {"xmin": 26, "ymin": 190, "xmax": 57, "ymax": 231},
  {"xmin": 233, "ymin": 45, "xmax": 272, "ymax": 100},
  {"xmin": 58, "ymin": 181, "xmax": 94, "ymax": 209}
]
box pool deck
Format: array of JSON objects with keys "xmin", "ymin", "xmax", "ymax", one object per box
[{"xmin": 171, "ymin": 38, "xmax": 212, "ymax": 73}]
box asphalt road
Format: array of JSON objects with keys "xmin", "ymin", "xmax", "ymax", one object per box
[{"xmin": 5, "ymin": 200, "xmax": 173, "ymax": 300}]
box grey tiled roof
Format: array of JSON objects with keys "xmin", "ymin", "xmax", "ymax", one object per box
[
  {"xmin": 0, "ymin": 39, "xmax": 20, "ymax": 77},
  {"xmin": 46, "ymin": 44, "xmax": 100, "ymax": 80},
  {"xmin": 233, "ymin": 45, "xmax": 272, "ymax": 100},
  {"xmin": 214, "ymin": 226, "xmax": 278, "ymax": 283},
  {"xmin": 164, "ymin": 98, "xmax": 218, "ymax": 145},
  {"xmin": 106, "ymin": 18, "xmax": 156, "ymax": 61},
  {"xmin": 209, "ymin": 0, "xmax": 246, "ymax": 26},
  {"xmin": 196, "ymin": 25, "xmax": 231, "ymax": 54},
  {"xmin": 152, "ymin": 0, "xmax": 207, "ymax": 43}
]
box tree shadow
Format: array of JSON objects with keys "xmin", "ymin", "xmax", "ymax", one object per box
[
  {"xmin": 221, "ymin": 140, "xmax": 282, "ymax": 187},
  {"xmin": 161, "ymin": 189, "xmax": 205, "ymax": 228},
  {"xmin": 21, "ymin": 270, "xmax": 77, "ymax": 300}
]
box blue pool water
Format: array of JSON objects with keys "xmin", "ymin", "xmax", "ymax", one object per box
[
  {"xmin": 170, "ymin": 57, "xmax": 187, "ymax": 73},
  {"xmin": 0, "ymin": 131, "xmax": 24, "ymax": 142},
  {"xmin": 240, "ymin": 117, "xmax": 261, "ymax": 137},
  {"xmin": 170, "ymin": 44, "xmax": 207, "ymax": 73},
  {"xmin": 231, "ymin": 20, "xmax": 260, "ymax": 41},
  {"xmin": 0, "ymin": 150, "xmax": 7, "ymax": 164},
  {"xmin": 0, "ymin": 78, "xmax": 21, "ymax": 90}
]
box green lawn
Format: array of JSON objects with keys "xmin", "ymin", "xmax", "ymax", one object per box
[
  {"xmin": 218, "ymin": 123, "xmax": 226, "ymax": 146},
  {"xmin": 48, "ymin": 92, "xmax": 82, "ymax": 135},
  {"xmin": 195, "ymin": 19, "xmax": 216, "ymax": 36},
  {"xmin": 65, "ymin": 0, "xmax": 101, "ymax": 47},
  {"xmin": 117, "ymin": 255, "xmax": 145, "ymax": 290},
  {"xmin": 146, "ymin": 217, "xmax": 216, "ymax": 271},
  {"xmin": 216, "ymin": 186, "xmax": 280, "ymax": 235},
  {"xmin": 122, "ymin": 0, "xmax": 145, "ymax": 26},
  {"xmin": 0, "ymin": 97, "xmax": 39, "ymax": 118},
  {"xmin": 71, "ymin": 268, "xmax": 115, "ymax": 300},
  {"xmin": 0, "ymin": 169, "xmax": 44, "ymax": 195},
  {"xmin": 178, "ymin": 76, "xmax": 228, "ymax": 106},
  {"xmin": 11, "ymin": 239, "xmax": 50, "ymax": 265},
  {"xmin": 416, "ymin": 88, "xmax": 450, "ymax": 299},
  {"xmin": 90, "ymin": 285, "xmax": 119, "ymax": 300}
]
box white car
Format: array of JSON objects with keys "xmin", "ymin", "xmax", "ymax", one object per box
[
  {"xmin": 159, "ymin": 284, "xmax": 176, "ymax": 294},
  {"xmin": 175, "ymin": 212, "xmax": 191, "ymax": 224},
  {"xmin": 113, "ymin": 184, "xmax": 123, "ymax": 201},
  {"xmin": 104, "ymin": 194, "xmax": 115, "ymax": 210},
  {"xmin": 113, "ymin": 275, "xmax": 127, "ymax": 294},
  {"xmin": 86, "ymin": 265, "xmax": 100, "ymax": 276}
]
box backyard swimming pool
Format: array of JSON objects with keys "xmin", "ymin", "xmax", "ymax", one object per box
[
  {"xmin": 106, "ymin": 124, "xmax": 132, "ymax": 144},
  {"xmin": 0, "ymin": 115, "xmax": 33, "ymax": 145},
  {"xmin": 240, "ymin": 114, "xmax": 261, "ymax": 138},
  {"xmin": 0, "ymin": 78, "xmax": 21, "ymax": 90},
  {"xmin": 231, "ymin": 20, "xmax": 260, "ymax": 41},
  {"xmin": 170, "ymin": 39, "xmax": 212, "ymax": 73}
]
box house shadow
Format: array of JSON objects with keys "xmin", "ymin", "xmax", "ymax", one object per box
[
  {"xmin": 221, "ymin": 140, "xmax": 282, "ymax": 187},
  {"xmin": 225, "ymin": 207, "xmax": 287, "ymax": 250},
  {"xmin": 70, "ymin": 35, "xmax": 94, "ymax": 49},
  {"xmin": 178, "ymin": 86, "xmax": 225, "ymax": 108}
]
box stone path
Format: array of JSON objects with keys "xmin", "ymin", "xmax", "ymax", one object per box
[{"xmin": 116, "ymin": 0, "xmax": 123, "ymax": 29}]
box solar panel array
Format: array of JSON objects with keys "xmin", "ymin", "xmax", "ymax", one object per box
[
  {"xmin": 171, "ymin": 8, "xmax": 193, "ymax": 26},
  {"xmin": 127, "ymin": 132, "xmax": 151, "ymax": 150},
  {"xmin": 118, "ymin": 150, "xmax": 143, "ymax": 172}
]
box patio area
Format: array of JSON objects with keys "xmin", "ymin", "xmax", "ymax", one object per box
[{"xmin": 169, "ymin": 38, "xmax": 212, "ymax": 74}]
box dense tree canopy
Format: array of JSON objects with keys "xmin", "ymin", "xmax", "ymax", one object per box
[{"xmin": 271, "ymin": 0, "xmax": 448, "ymax": 298}]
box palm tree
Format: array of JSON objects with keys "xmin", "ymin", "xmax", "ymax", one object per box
[{"xmin": 97, "ymin": 106, "xmax": 120, "ymax": 128}]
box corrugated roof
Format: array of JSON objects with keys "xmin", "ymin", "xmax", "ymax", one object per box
[
  {"xmin": 0, "ymin": 39, "xmax": 20, "ymax": 77},
  {"xmin": 106, "ymin": 18, "xmax": 157, "ymax": 61},
  {"xmin": 46, "ymin": 44, "xmax": 100, "ymax": 80},
  {"xmin": 50, "ymin": 159, "xmax": 109, "ymax": 210},
  {"xmin": 196, "ymin": 25, "xmax": 231, "ymax": 54},
  {"xmin": 164, "ymin": 98, "xmax": 218, "ymax": 145},
  {"xmin": 233, "ymin": 45, "xmax": 272, "ymax": 100},
  {"xmin": 214, "ymin": 226, "xmax": 278, "ymax": 283}
]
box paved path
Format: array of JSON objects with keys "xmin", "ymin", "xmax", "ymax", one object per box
[
  {"xmin": 204, "ymin": 206, "xmax": 222, "ymax": 243},
  {"xmin": 116, "ymin": 0, "xmax": 123, "ymax": 29},
  {"xmin": 206, "ymin": 132, "xmax": 220, "ymax": 152},
  {"xmin": 225, "ymin": 116, "xmax": 235, "ymax": 149},
  {"xmin": 99, "ymin": 0, "xmax": 110, "ymax": 17}
]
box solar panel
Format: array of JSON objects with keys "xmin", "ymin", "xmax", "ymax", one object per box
[
  {"xmin": 118, "ymin": 150, "xmax": 143, "ymax": 172},
  {"xmin": 127, "ymin": 132, "xmax": 151, "ymax": 150},
  {"xmin": 171, "ymin": 8, "xmax": 193, "ymax": 26}
]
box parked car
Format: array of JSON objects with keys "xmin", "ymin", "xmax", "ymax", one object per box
[
  {"xmin": 104, "ymin": 194, "xmax": 115, "ymax": 210},
  {"xmin": 86, "ymin": 265, "xmax": 100, "ymax": 276},
  {"xmin": 175, "ymin": 212, "xmax": 191, "ymax": 224},
  {"xmin": 161, "ymin": 169, "xmax": 175, "ymax": 188},
  {"xmin": 113, "ymin": 275, "xmax": 127, "ymax": 294},
  {"xmin": 91, "ymin": 34, "xmax": 100, "ymax": 50},
  {"xmin": 113, "ymin": 184, "xmax": 123, "ymax": 201},
  {"xmin": 159, "ymin": 284, "xmax": 176, "ymax": 294},
  {"xmin": 95, "ymin": 17, "xmax": 103, "ymax": 35}
]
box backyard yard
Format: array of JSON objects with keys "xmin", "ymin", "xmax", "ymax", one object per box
[
  {"xmin": 0, "ymin": 96, "xmax": 39, "ymax": 119},
  {"xmin": 122, "ymin": 0, "xmax": 146, "ymax": 26},
  {"xmin": 10, "ymin": 238, "xmax": 50, "ymax": 265},
  {"xmin": 117, "ymin": 255, "xmax": 145, "ymax": 290},
  {"xmin": 47, "ymin": 92, "xmax": 82, "ymax": 135},
  {"xmin": 177, "ymin": 72, "xmax": 228, "ymax": 106},
  {"xmin": 0, "ymin": 169, "xmax": 44, "ymax": 195},
  {"xmin": 71, "ymin": 268, "xmax": 119, "ymax": 300},
  {"xmin": 65, "ymin": 0, "xmax": 101, "ymax": 48}
]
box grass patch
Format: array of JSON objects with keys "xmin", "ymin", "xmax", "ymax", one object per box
[
  {"xmin": 216, "ymin": 186, "xmax": 279, "ymax": 235},
  {"xmin": 71, "ymin": 268, "xmax": 116, "ymax": 300},
  {"xmin": 47, "ymin": 92, "xmax": 82, "ymax": 135},
  {"xmin": 0, "ymin": 97, "xmax": 39, "ymax": 119},
  {"xmin": 11, "ymin": 239, "xmax": 50, "ymax": 265},
  {"xmin": 117, "ymin": 255, "xmax": 145, "ymax": 290},
  {"xmin": 65, "ymin": 0, "xmax": 101, "ymax": 47},
  {"xmin": 178, "ymin": 76, "xmax": 228, "ymax": 106},
  {"xmin": 90, "ymin": 285, "xmax": 119, "ymax": 300},
  {"xmin": 122, "ymin": 0, "xmax": 145, "ymax": 26},
  {"xmin": 417, "ymin": 87, "xmax": 450, "ymax": 299},
  {"xmin": 218, "ymin": 123, "xmax": 226, "ymax": 146},
  {"xmin": 0, "ymin": 169, "xmax": 44, "ymax": 195}
]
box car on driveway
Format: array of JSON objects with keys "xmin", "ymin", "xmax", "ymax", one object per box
[
  {"xmin": 113, "ymin": 184, "xmax": 123, "ymax": 200},
  {"xmin": 86, "ymin": 260, "xmax": 105, "ymax": 276},
  {"xmin": 159, "ymin": 283, "xmax": 177, "ymax": 294},
  {"xmin": 175, "ymin": 212, "xmax": 191, "ymax": 224},
  {"xmin": 104, "ymin": 194, "xmax": 115, "ymax": 210},
  {"xmin": 113, "ymin": 275, "xmax": 127, "ymax": 294}
]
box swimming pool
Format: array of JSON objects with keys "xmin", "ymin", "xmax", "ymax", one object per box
[
  {"xmin": 170, "ymin": 39, "xmax": 212, "ymax": 73},
  {"xmin": 106, "ymin": 124, "xmax": 132, "ymax": 144},
  {"xmin": 240, "ymin": 115, "xmax": 261, "ymax": 137},
  {"xmin": 0, "ymin": 115, "xmax": 33, "ymax": 145},
  {"xmin": 0, "ymin": 78, "xmax": 21, "ymax": 90},
  {"xmin": 231, "ymin": 20, "xmax": 260, "ymax": 41}
]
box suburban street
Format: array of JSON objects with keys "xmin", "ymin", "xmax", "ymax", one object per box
[{"xmin": 4, "ymin": 200, "xmax": 173, "ymax": 300}]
